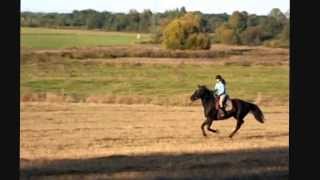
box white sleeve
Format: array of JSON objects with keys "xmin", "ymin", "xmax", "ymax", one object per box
[{"xmin": 214, "ymin": 84, "xmax": 217, "ymax": 90}]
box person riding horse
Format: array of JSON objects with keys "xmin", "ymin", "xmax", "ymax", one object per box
[
  {"xmin": 190, "ymin": 85, "xmax": 265, "ymax": 138},
  {"xmin": 213, "ymin": 75, "xmax": 228, "ymax": 118}
]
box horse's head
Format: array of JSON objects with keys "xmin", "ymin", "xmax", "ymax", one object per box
[{"xmin": 190, "ymin": 85, "xmax": 211, "ymax": 102}]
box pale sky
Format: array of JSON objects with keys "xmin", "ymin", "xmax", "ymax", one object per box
[{"xmin": 21, "ymin": 0, "xmax": 289, "ymax": 15}]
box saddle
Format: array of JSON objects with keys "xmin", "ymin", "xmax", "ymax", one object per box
[
  {"xmin": 214, "ymin": 95, "xmax": 232, "ymax": 118},
  {"xmin": 215, "ymin": 95, "xmax": 233, "ymax": 112}
]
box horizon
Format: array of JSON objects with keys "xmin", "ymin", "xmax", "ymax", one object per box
[{"xmin": 21, "ymin": 0, "xmax": 289, "ymax": 16}]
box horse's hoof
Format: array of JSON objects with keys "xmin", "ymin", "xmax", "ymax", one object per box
[
  {"xmin": 229, "ymin": 135, "xmax": 233, "ymax": 138},
  {"xmin": 215, "ymin": 130, "xmax": 220, "ymax": 134}
]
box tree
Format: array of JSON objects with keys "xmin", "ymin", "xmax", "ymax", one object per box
[
  {"xmin": 246, "ymin": 14, "xmax": 259, "ymax": 27},
  {"xmin": 285, "ymin": 9, "xmax": 290, "ymax": 19},
  {"xmin": 228, "ymin": 11, "xmax": 248, "ymax": 33},
  {"xmin": 139, "ymin": 9, "xmax": 153, "ymax": 32},
  {"xmin": 269, "ymin": 8, "xmax": 287, "ymax": 24},
  {"xmin": 180, "ymin": 6, "xmax": 187, "ymax": 14},
  {"xmin": 259, "ymin": 16, "xmax": 283, "ymax": 41},
  {"xmin": 213, "ymin": 11, "xmax": 248, "ymax": 45},
  {"xmin": 127, "ymin": 9, "xmax": 140, "ymax": 31},
  {"xmin": 271, "ymin": 22, "xmax": 289, "ymax": 48},
  {"xmin": 279, "ymin": 23, "xmax": 289, "ymax": 41},
  {"xmin": 215, "ymin": 23, "xmax": 239, "ymax": 44},
  {"xmin": 164, "ymin": 8, "xmax": 182, "ymax": 19},
  {"xmin": 101, "ymin": 11, "xmax": 113, "ymax": 30},
  {"xmin": 114, "ymin": 14, "xmax": 129, "ymax": 31},
  {"xmin": 162, "ymin": 13, "xmax": 211, "ymax": 49},
  {"xmin": 86, "ymin": 13, "xmax": 105, "ymax": 29},
  {"xmin": 162, "ymin": 19, "xmax": 187, "ymax": 49},
  {"xmin": 240, "ymin": 26, "xmax": 263, "ymax": 45}
]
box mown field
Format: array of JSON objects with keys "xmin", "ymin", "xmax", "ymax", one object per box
[
  {"xmin": 20, "ymin": 102, "xmax": 288, "ymax": 179},
  {"xmin": 21, "ymin": 27, "xmax": 151, "ymax": 49},
  {"xmin": 20, "ymin": 27, "xmax": 289, "ymax": 179}
]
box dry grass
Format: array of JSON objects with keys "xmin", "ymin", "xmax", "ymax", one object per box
[
  {"xmin": 30, "ymin": 44, "xmax": 252, "ymax": 59},
  {"xmin": 23, "ymin": 44, "xmax": 288, "ymax": 66},
  {"xmin": 20, "ymin": 102, "xmax": 288, "ymax": 179}
]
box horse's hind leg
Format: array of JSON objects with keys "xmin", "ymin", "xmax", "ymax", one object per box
[
  {"xmin": 201, "ymin": 120, "xmax": 208, "ymax": 137},
  {"xmin": 207, "ymin": 119, "xmax": 219, "ymax": 134},
  {"xmin": 229, "ymin": 119, "xmax": 244, "ymax": 138}
]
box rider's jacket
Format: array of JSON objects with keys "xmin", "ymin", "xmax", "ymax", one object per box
[{"xmin": 214, "ymin": 81, "xmax": 226, "ymax": 96}]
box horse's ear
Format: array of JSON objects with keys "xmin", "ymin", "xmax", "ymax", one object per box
[{"xmin": 198, "ymin": 84, "xmax": 201, "ymax": 88}]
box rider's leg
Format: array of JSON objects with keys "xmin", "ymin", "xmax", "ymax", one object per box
[
  {"xmin": 219, "ymin": 94, "xmax": 226, "ymax": 108},
  {"xmin": 219, "ymin": 94, "xmax": 226, "ymax": 117},
  {"xmin": 215, "ymin": 96, "xmax": 220, "ymax": 110}
]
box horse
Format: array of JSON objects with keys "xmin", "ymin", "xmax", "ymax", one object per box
[{"xmin": 190, "ymin": 85, "xmax": 265, "ymax": 138}]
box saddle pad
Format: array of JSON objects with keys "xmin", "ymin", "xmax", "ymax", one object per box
[{"xmin": 225, "ymin": 99, "xmax": 233, "ymax": 111}]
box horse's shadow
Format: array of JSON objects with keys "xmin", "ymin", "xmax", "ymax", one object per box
[{"xmin": 20, "ymin": 147, "xmax": 288, "ymax": 180}]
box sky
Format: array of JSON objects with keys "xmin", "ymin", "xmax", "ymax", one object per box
[{"xmin": 21, "ymin": 0, "xmax": 289, "ymax": 15}]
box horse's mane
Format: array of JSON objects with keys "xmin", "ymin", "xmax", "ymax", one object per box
[
  {"xmin": 199, "ymin": 85, "xmax": 208, "ymax": 90},
  {"xmin": 199, "ymin": 85, "xmax": 215, "ymax": 98}
]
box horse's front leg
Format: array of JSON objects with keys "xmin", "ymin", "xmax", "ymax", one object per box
[{"xmin": 207, "ymin": 118, "xmax": 219, "ymax": 134}]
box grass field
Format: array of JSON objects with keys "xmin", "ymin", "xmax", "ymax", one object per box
[
  {"xmin": 21, "ymin": 55, "xmax": 288, "ymax": 106},
  {"xmin": 21, "ymin": 27, "xmax": 151, "ymax": 49},
  {"xmin": 20, "ymin": 28, "xmax": 288, "ymax": 106},
  {"xmin": 20, "ymin": 102, "xmax": 288, "ymax": 179}
]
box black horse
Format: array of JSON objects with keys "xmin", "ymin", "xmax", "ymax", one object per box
[{"xmin": 190, "ymin": 85, "xmax": 265, "ymax": 138}]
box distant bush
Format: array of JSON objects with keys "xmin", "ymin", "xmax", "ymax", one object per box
[
  {"xmin": 263, "ymin": 22, "xmax": 289, "ymax": 48},
  {"xmin": 162, "ymin": 13, "xmax": 211, "ymax": 50},
  {"xmin": 185, "ymin": 33, "xmax": 211, "ymax": 49}
]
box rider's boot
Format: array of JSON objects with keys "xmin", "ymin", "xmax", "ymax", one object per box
[{"xmin": 218, "ymin": 107, "xmax": 225, "ymax": 118}]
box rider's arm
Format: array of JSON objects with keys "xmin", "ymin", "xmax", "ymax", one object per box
[
  {"xmin": 221, "ymin": 83, "xmax": 225, "ymax": 94},
  {"xmin": 214, "ymin": 83, "xmax": 218, "ymax": 90},
  {"xmin": 215, "ymin": 83, "xmax": 223, "ymax": 96},
  {"xmin": 213, "ymin": 84, "xmax": 218, "ymax": 95}
]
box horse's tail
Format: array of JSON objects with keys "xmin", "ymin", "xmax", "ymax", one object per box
[{"xmin": 248, "ymin": 103, "xmax": 264, "ymax": 123}]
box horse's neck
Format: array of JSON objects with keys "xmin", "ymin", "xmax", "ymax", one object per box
[{"xmin": 200, "ymin": 96, "xmax": 215, "ymax": 114}]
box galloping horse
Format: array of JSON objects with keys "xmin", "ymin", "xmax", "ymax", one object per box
[{"xmin": 190, "ymin": 85, "xmax": 265, "ymax": 138}]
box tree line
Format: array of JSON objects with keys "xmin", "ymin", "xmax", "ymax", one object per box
[
  {"xmin": 214, "ymin": 9, "xmax": 289, "ymax": 47},
  {"xmin": 159, "ymin": 8, "xmax": 289, "ymax": 49},
  {"xmin": 21, "ymin": 7, "xmax": 289, "ymax": 48},
  {"xmin": 21, "ymin": 7, "xmax": 228, "ymax": 33}
]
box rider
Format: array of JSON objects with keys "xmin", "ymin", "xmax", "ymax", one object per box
[{"xmin": 213, "ymin": 75, "xmax": 227, "ymax": 118}]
